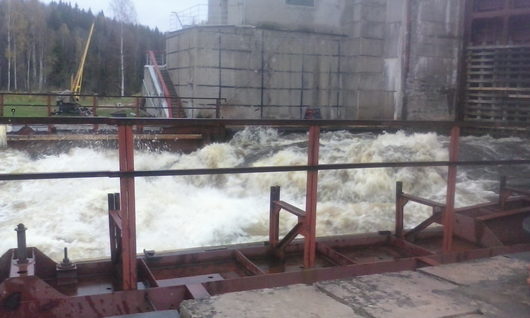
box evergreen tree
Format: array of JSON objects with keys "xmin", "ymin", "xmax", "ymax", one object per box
[{"xmin": 0, "ymin": 0, "xmax": 165, "ymax": 95}]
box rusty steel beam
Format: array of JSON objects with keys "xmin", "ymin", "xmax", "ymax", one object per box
[
  {"xmin": 139, "ymin": 258, "xmax": 159, "ymax": 288},
  {"xmin": 304, "ymin": 125, "xmax": 320, "ymax": 268},
  {"xmin": 233, "ymin": 250, "xmax": 265, "ymax": 276},
  {"xmin": 274, "ymin": 201, "xmax": 306, "ymax": 217},
  {"xmin": 118, "ymin": 125, "xmax": 137, "ymax": 290},
  {"xmin": 443, "ymin": 126, "xmax": 461, "ymax": 253},
  {"xmin": 405, "ymin": 210, "xmax": 442, "ymax": 241},
  {"xmin": 269, "ymin": 186, "xmax": 281, "ymax": 248},
  {"xmin": 395, "ymin": 182, "xmax": 405, "ymax": 238},
  {"xmin": 475, "ymin": 206, "xmax": 530, "ymax": 222},
  {"xmin": 401, "ymin": 193, "xmax": 445, "ymax": 208},
  {"xmin": 316, "ymin": 243, "xmax": 356, "ymax": 266}
]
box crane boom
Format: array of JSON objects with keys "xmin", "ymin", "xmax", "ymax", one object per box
[{"xmin": 71, "ymin": 22, "xmax": 95, "ymax": 97}]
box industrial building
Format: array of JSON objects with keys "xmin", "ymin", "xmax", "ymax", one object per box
[{"xmin": 152, "ymin": 0, "xmax": 530, "ymax": 121}]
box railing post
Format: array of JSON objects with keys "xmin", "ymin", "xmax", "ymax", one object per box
[
  {"xmin": 215, "ymin": 98, "xmax": 221, "ymax": 119},
  {"xmin": 269, "ymin": 186, "xmax": 281, "ymax": 248},
  {"xmin": 47, "ymin": 95, "xmax": 53, "ymax": 133},
  {"xmin": 395, "ymin": 181, "xmax": 404, "ymax": 238},
  {"xmin": 135, "ymin": 97, "xmax": 143, "ymax": 133},
  {"xmin": 92, "ymin": 95, "xmax": 98, "ymax": 132},
  {"xmin": 304, "ymin": 125, "xmax": 320, "ymax": 268},
  {"xmin": 108, "ymin": 193, "xmax": 120, "ymax": 265},
  {"xmin": 118, "ymin": 125, "xmax": 137, "ymax": 290},
  {"xmin": 0, "ymin": 93, "xmax": 4, "ymax": 117},
  {"xmin": 443, "ymin": 125, "xmax": 460, "ymax": 253}
]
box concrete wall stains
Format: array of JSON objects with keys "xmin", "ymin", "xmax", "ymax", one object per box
[{"xmin": 167, "ymin": 0, "xmax": 465, "ymax": 120}]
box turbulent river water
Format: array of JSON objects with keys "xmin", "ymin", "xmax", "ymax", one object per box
[{"xmin": 0, "ymin": 128, "xmax": 529, "ymax": 261}]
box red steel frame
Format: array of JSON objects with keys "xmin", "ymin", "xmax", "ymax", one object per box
[
  {"xmin": 443, "ymin": 126, "xmax": 460, "ymax": 252},
  {"xmin": 118, "ymin": 125, "xmax": 137, "ymax": 290},
  {"xmin": 0, "ymin": 118, "xmax": 529, "ymax": 317}
]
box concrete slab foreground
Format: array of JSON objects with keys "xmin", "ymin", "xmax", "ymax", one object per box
[
  {"xmin": 180, "ymin": 284, "xmax": 358, "ymax": 318},
  {"xmin": 180, "ymin": 255, "xmax": 530, "ymax": 318},
  {"xmin": 316, "ymin": 271, "xmax": 483, "ymax": 318},
  {"xmin": 418, "ymin": 255, "xmax": 529, "ymax": 286}
]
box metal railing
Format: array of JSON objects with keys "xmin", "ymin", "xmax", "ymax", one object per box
[
  {"xmin": 0, "ymin": 117, "xmax": 529, "ymax": 290},
  {"xmin": 0, "ymin": 93, "xmax": 224, "ymax": 122}
]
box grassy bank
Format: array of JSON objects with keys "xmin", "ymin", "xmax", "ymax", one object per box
[{"xmin": 1, "ymin": 94, "xmax": 138, "ymax": 117}]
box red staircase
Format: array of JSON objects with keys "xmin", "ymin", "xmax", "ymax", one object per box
[{"xmin": 147, "ymin": 51, "xmax": 185, "ymax": 118}]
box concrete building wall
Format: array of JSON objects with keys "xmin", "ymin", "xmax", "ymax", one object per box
[
  {"xmin": 403, "ymin": 0, "xmax": 464, "ymax": 120},
  {"xmin": 168, "ymin": 0, "xmax": 465, "ymax": 120},
  {"xmin": 167, "ymin": 26, "xmax": 345, "ymax": 119},
  {"xmin": 208, "ymin": 0, "xmax": 349, "ymax": 34}
]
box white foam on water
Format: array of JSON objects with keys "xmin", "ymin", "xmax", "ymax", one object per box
[{"xmin": 0, "ymin": 128, "xmax": 522, "ymax": 261}]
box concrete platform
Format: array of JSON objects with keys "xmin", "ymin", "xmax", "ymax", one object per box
[{"xmin": 180, "ymin": 254, "xmax": 530, "ymax": 318}]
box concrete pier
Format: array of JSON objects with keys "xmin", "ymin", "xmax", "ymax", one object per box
[
  {"xmin": 180, "ymin": 253, "xmax": 530, "ymax": 317},
  {"xmin": 0, "ymin": 125, "xmax": 6, "ymax": 148}
]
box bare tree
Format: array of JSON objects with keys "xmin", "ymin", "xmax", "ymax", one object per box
[
  {"xmin": 110, "ymin": 0, "xmax": 137, "ymax": 96},
  {"xmin": 6, "ymin": 0, "xmax": 12, "ymax": 91}
]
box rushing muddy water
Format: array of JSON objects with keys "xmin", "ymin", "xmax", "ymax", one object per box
[{"xmin": 0, "ymin": 128, "xmax": 529, "ymax": 261}]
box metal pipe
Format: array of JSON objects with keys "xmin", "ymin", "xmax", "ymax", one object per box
[
  {"xmin": 1, "ymin": 159, "xmax": 530, "ymax": 181},
  {"xmin": 15, "ymin": 224, "xmax": 28, "ymax": 263},
  {"xmin": 2, "ymin": 117, "xmax": 529, "ymax": 130}
]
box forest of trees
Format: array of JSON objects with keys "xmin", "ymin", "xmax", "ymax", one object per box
[{"xmin": 0, "ymin": 0, "xmax": 165, "ymax": 95}]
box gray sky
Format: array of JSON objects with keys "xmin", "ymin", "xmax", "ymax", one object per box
[{"xmin": 40, "ymin": 0, "xmax": 206, "ymax": 32}]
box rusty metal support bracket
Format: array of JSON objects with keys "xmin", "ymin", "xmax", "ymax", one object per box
[
  {"xmin": 233, "ymin": 250, "xmax": 265, "ymax": 276},
  {"xmin": 405, "ymin": 208, "xmax": 443, "ymax": 242},
  {"xmin": 316, "ymin": 243, "xmax": 355, "ymax": 266}
]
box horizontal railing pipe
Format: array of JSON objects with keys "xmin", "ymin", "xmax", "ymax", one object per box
[
  {"xmin": 1, "ymin": 117, "xmax": 530, "ymax": 130},
  {"xmin": 1, "ymin": 160, "xmax": 530, "ymax": 181}
]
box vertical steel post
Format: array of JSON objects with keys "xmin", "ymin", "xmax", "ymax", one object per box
[
  {"xmin": 47, "ymin": 95, "xmax": 53, "ymax": 132},
  {"xmin": 304, "ymin": 126, "xmax": 320, "ymax": 268},
  {"xmin": 135, "ymin": 97, "xmax": 143, "ymax": 133},
  {"xmin": 15, "ymin": 224, "xmax": 28, "ymax": 263},
  {"xmin": 0, "ymin": 93, "xmax": 4, "ymax": 117},
  {"xmin": 443, "ymin": 125, "xmax": 460, "ymax": 253},
  {"xmin": 118, "ymin": 125, "xmax": 137, "ymax": 290},
  {"xmin": 92, "ymin": 95, "xmax": 98, "ymax": 132},
  {"xmin": 215, "ymin": 98, "xmax": 221, "ymax": 119},
  {"xmin": 395, "ymin": 181, "xmax": 404, "ymax": 238},
  {"xmin": 269, "ymin": 186, "xmax": 281, "ymax": 248}
]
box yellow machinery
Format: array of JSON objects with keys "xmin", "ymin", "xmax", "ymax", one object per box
[{"xmin": 55, "ymin": 22, "xmax": 95, "ymax": 116}]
